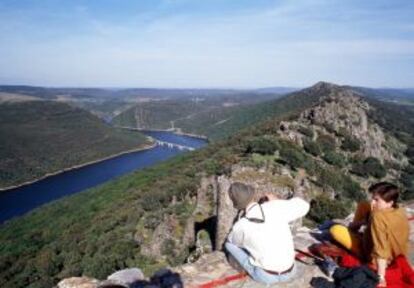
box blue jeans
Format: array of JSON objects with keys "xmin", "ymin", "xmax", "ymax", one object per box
[{"xmin": 225, "ymin": 242, "xmax": 296, "ymax": 284}]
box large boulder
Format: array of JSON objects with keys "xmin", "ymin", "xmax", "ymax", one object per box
[
  {"xmin": 107, "ymin": 268, "xmax": 144, "ymax": 287},
  {"xmin": 57, "ymin": 277, "xmax": 99, "ymax": 288}
]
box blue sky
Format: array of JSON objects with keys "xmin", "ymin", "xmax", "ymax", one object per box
[{"xmin": 0, "ymin": 0, "xmax": 413, "ymax": 88}]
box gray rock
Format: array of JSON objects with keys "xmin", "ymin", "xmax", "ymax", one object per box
[
  {"xmin": 107, "ymin": 268, "xmax": 144, "ymax": 287},
  {"xmin": 57, "ymin": 277, "xmax": 99, "ymax": 288},
  {"xmin": 98, "ymin": 280, "xmax": 129, "ymax": 288}
]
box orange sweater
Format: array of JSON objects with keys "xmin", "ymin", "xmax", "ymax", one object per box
[{"xmin": 363, "ymin": 207, "xmax": 410, "ymax": 262}]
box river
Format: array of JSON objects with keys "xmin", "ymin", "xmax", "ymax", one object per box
[{"xmin": 0, "ymin": 131, "xmax": 207, "ymax": 224}]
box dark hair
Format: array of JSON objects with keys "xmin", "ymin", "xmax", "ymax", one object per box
[{"xmin": 368, "ymin": 182, "xmax": 399, "ymax": 208}]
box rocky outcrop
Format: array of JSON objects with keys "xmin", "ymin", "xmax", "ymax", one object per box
[{"xmin": 277, "ymin": 83, "xmax": 408, "ymax": 186}]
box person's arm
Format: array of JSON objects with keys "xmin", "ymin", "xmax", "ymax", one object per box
[
  {"xmin": 370, "ymin": 212, "xmax": 390, "ymax": 286},
  {"xmin": 282, "ymin": 197, "xmax": 310, "ymax": 222},
  {"xmin": 376, "ymin": 258, "xmax": 387, "ymax": 287}
]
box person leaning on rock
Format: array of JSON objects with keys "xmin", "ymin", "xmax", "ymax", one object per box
[{"xmin": 225, "ymin": 182, "xmax": 310, "ymax": 284}]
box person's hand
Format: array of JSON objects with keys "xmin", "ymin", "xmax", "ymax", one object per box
[
  {"xmin": 377, "ymin": 279, "xmax": 387, "ymax": 287},
  {"xmin": 348, "ymin": 220, "xmax": 365, "ymax": 231},
  {"xmin": 377, "ymin": 275, "xmax": 386, "ymax": 287},
  {"xmin": 264, "ymin": 193, "xmax": 278, "ymax": 201}
]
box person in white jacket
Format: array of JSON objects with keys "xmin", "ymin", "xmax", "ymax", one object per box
[{"xmin": 225, "ymin": 182, "xmax": 310, "ymax": 284}]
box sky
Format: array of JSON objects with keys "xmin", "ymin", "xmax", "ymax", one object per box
[{"xmin": 0, "ymin": 0, "xmax": 413, "ymax": 88}]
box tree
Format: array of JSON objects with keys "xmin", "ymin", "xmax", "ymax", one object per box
[
  {"xmin": 351, "ymin": 157, "xmax": 386, "ymax": 179},
  {"xmin": 303, "ymin": 139, "xmax": 322, "ymax": 156},
  {"xmin": 317, "ymin": 134, "xmax": 336, "ymax": 152},
  {"xmin": 245, "ymin": 136, "xmax": 279, "ymax": 155},
  {"xmin": 322, "ymin": 151, "xmax": 346, "ymax": 167},
  {"xmin": 341, "ymin": 136, "xmax": 361, "ymax": 152},
  {"xmin": 297, "ymin": 126, "xmax": 314, "ymax": 138},
  {"xmin": 307, "ymin": 195, "xmax": 350, "ymax": 224}
]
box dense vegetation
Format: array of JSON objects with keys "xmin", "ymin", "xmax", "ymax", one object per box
[{"xmin": 0, "ymin": 101, "xmax": 150, "ymax": 188}]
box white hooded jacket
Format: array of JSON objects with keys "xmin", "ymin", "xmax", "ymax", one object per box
[{"xmin": 227, "ymin": 197, "xmax": 310, "ymax": 272}]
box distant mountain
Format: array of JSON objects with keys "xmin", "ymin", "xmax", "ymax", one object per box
[
  {"xmin": 1, "ymin": 82, "xmax": 414, "ymax": 287},
  {"xmin": 111, "ymin": 91, "xmax": 290, "ymax": 134},
  {"xmin": 253, "ymin": 86, "xmax": 298, "ymax": 94},
  {"xmin": 0, "ymin": 85, "xmax": 295, "ymax": 122},
  {"xmin": 0, "ymin": 101, "xmax": 151, "ymax": 189},
  {"xmin": 348, "ymin": 86, "xmax": 414, "ymax": 102},
  {"xmin": 0, "ymin": 85, "xmax": 294, "ymax": 101}
]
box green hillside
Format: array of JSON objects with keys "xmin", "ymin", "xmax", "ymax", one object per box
[
  {"xmin": 175, "ymin": 86, "xmax": 325, "ymax": 139},
  {"xmin": 0, "ymin": 101, "xmax": 151, "ymax": 189},
  {"xmin": 112, "ymin": 87, "xmax": 322, "ymax": 140},
  {"xmin": 112, "ymin": 99, "xmax": 207, "ymax": 130},
  {"xmin": 1, "ymin": 83, "xmax": 414, "ymax": 287}
]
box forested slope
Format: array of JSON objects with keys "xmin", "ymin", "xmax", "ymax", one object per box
[{"xmin": 0, "ymin": 101, "xmax": 151, "ymax": 188}]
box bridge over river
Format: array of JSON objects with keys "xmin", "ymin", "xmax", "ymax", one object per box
[{"xmin": 156, "ymin": 140, "xmax": 195, "ymax": 151}]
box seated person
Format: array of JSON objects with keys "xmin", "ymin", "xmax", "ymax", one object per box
[
  {"xmin": 225, "ymin": 182, "xmax": 310, "ymax": 284},
  {"xmin": 329, "ymin": 182, "xmax": 410, "ymax": 287}
]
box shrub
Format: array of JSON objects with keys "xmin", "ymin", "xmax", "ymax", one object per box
[
  {"xmin": 401, "ymin": 171, "xmax": 414, "ymax": 200},
  {"xmin": 342, "ymin": 175, "xmax": 365, "ymax": 201},
  {"xmin": 315, "ymin": 166, "xmax": 365, "ymax": 201},
  {"xmin": 317, "ymin": 168, "xmax": 343, "ymax": 192},
  {"xmin": 351, "ymin": 157, "xmax": 386, "ymax": 179},
  {"xmin": 278, "ymin": 142, "xmax": 307, "ymax": 169},
  {"xmin": 307, "ymin": 195, "xmax": 350, "ymax": 224},
  {"xmin": 203, "ymin": 159, "xmax": 222, "ymax": 175},
  {"xmin": 297, "ymin": 126, "xmax": 314, "ymax": 138},
  {"xmin": 316, "ymin": 134, "xmax": 336, "ymax": 152},
  {"xmin": 341, "ymin": 136, "xmax": 361, "ymax": 152},
  {"xmin": 366, "ymin": 157, "xmax": 386, "ymax": 178},
  {"xmin": 335, "ymin": 127, "xmax": 349, "ymax": 138},
  {"xmin": 245, "ymin": 136, "xmax": 279, "ymax": 155},
  {"xmin": 322, "ymin": 123, "xmax": 336, "ymax": 134},
  {"xmin": 406, "ymin": 147, "xmax": 414, "ymax": 158},
  {"xmin": 303, "ymin": 139, "xmax": 322, "ymax": 156},
  {"xmin": 338, "ymin": 114, "xmax": 347, "ymax": 120},
  {"xmin": 161, "ymin": 239, "xmax": 176, "ymax": 258},
  {"xmin": 351, "ymin": 160, "xmax": 368, "ymax": 177},
  {"xmin": 322, "ymin": 151, "xmax": 346, "ymax": 167}
]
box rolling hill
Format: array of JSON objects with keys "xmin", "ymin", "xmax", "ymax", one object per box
[{"xmin": 0, "ymin": 101, "xmax": 151, "ymax": 189}]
